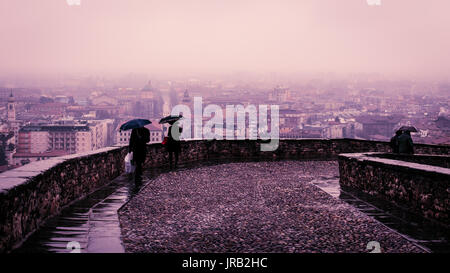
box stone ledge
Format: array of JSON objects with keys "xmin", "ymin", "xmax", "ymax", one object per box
[
  {"xmin": 339, "ymin": 153, "xmax": 450, "ymax": 176},
  {"xmin": 338, "ymin": 153, "xmax": 450, "ymax": 226},
  {"xmin": 0, "ymin": 146, "xmax": 127, "ymax": 252}
]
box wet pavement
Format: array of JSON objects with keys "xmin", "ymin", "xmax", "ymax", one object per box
[
  {"xmin": 14, "ymin": 174, "xmax": 140, "ymax": 253},
  {"xmin": 119, "ymin": 161, "xmax": 425, "ymax": 253},
  {"xmin": 14, "ymin": 159, "xmax": 449, "ymax": 253}
]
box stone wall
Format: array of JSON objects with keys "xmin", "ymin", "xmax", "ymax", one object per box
[
  {"xmin": 366, "ymin": 153, "xmax": 450, "ymax": 169},
  {"xmin": 338, "ymin": 153, "xmax": 450, "ymax": 226},
  {"xmin": 0, "ymin": 147, "xmax": 127, "ymax": 252},
  {"xmin": 0, "ymin": 139, "xmax": 449, "ymax": 252},
  {"xmin": 142, "ymin": 139, "xmax": 450, "ymax": 168}
]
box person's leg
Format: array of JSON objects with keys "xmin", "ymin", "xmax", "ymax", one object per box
[{"xmin": 135, "ymin": 160, "xmax": 142, "ymax": 184}]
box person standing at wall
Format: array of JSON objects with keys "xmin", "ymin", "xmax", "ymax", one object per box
[
  {"xmin": 166, "ymin": 120, "xmax": 182, "ymax": 169},
  {"xmin": 129, "ymin": 126, "xmax": 150, "ymax": 184},
  {"xmin": 390, "ymin": 130, "xmax": 402, "ymax": 153},
  {"xmin": 397, "ymin": 130, "xmax": 414, "ymax": 154}
]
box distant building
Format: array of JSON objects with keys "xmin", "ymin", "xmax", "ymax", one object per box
[
  {"xmin": 17, "ymin": 126, "xmax": 49, "ymax": 154},
  {"xmin": 280, "ymin": 109, "xmax": 302, "ymax": 127},
  {"xmin": 89, "ymin": 93, "xmax": 118, "ymax": 106},
  {"xmin": 46, "ymin": 125, "xmax": 89, "ymax": 154},
  {"xmin": 16, "ymin": 119, "xmax": 114, "ymax": 164},
  {"xmin": 356, "ymin": 115, "xmax": 402, "ymax": 139},
  {"xmin": 2, "ymin": 92, "xmax": 21, "ymax": 163},
  {"xmin": 299, "ymin": 125, "xmax": 324, "ymax": 138},
  {"xmin": 7, "ymin": 91, "xmax": 16, "ymax": 122},
  {"xmin": 115, "ymin": 122, "xmax": 163, "ymax": 146},
  {"xmin": 182, "ymin": 90, "xmax": 192, "ymax": 103},
  {"xmin": 27, "ymin": 102, "xmax": 67, "ymax": 117},
  {"xmin": 270, "ymin": 86, "xmax": 290, "ymax": 103},
  {"xmin": 324, "ymin": 121, "xmax": 346, "ymax": 139},
  {"xmin": 116, "ymin": 130, "xmax": 132, "ymax": 146},
  {"xmin": 133, "ymin": 81, "xmax": 162, "ymax": 118}
]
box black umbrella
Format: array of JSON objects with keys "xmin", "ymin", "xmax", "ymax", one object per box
[
  {"xmin": 159, "ymin": 115, "xmax": 183, "ymax": 124},
  {"xmin": 398, "ymin": 125, "xmax": 418, "ymax": 132},
  {"xmin": 119, "ymin": 119, "xmax": 151, "ymax": 131}
]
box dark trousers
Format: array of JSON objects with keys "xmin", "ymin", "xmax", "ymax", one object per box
[
  {"xmin": 134, "ymin": 160, "xmax": 143, "ymax": 184},
  {"xmin": 169, "ymin": 151, "xmax": 179, "ymax": 168}
]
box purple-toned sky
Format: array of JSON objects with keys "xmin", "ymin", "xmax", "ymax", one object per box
[{"xmin": 0, "ymin": 0, "xmax": 449, "ymax": 79}]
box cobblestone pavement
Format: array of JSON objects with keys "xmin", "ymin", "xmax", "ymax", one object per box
[{"xmin": 119, "ymin": 161, "xmax": 425, "ymax": 253}]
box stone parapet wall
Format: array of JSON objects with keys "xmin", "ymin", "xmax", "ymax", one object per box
[
  {"xmin": 338, "ymin": 153, "xmax": 450, "ymax": 225},
  {"xmin": 143, "ymin": 139, "xmax": 449, "ymax": 167},
  {"xmin": 0, "ymin": 147, "xmax": 127, "ymax": 252}
]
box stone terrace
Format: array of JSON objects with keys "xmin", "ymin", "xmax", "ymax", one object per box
[
  {"xmin": 2, "ymin": 139, "xmax": 448, "ymax": 253},
  {"xmin": 119, "ymin": 161, "xmax": 424, "ymax": 253}
]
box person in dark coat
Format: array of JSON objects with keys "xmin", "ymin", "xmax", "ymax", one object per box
[
  {"xmin": 166, "ymin": 121, "xmax": 182, "ymax": 169},
  {"xmin": 129, "ymin": 126, "xmax": 150, "ymax": 184},
  {"xmin": 397, "ymin": 131, "xmax": 414, "ymax": 154},
  {"xmin": 390, "ymin": 130, "xmax": 402, "ymax": 153}
]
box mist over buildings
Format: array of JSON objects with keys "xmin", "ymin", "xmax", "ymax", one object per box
[{"xmin": 1, "ymin": 0, "xmax": 450, "ymax": 81}]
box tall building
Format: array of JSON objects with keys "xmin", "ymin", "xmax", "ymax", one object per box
[
  {"xmin": 7, "ymin": 91, "xmax": 16, "ymax": 122},
  {"xmin": 15, "ymin": 119, "xmax": 114, "ymax": 166},
  {"xmin": 270, "ymin": 86, "xmax": 290, "ymax": 103},
  {"xmin": 47, "ymin": 125, "xmax": 89, "ymax": 154},
  {"xmin": 182, "ymin": 89, "xmax": 191, "ymax": 103},
  {"xmin": 17, "ymin": 126, "xmax": 50, "ymax": 154},
  {"xmin": 4, "ymin": 91, "xmax": 21, "ymax": 148},
  {"xmin": 134, "ymin": 80, "xmax": 163, "ymax": 118}
]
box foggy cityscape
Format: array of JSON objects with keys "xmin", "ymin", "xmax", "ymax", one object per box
[{"xmin": 1, "ymin": 70, "xmax": 449, "ymax": 169}]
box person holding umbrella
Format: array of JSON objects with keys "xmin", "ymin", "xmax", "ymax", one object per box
[
  {"xmin": 159, "ymin": 115, "xmax": 183, "ymax": 169},
  {"xmin": 120, "ymin": 119, "xmax": 151, "ymax": 184},
  {"xmin": 390, "ymin": 130, "xmax": 402, "ymax": 153},
  {"xmin": 397, "ymin": 126, "xmax": 416, "ymax": 154}
]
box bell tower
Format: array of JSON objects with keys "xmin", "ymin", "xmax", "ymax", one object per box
[{"xmin": 7, "ymin": 90, "xmax": 16, "ymax": 122}]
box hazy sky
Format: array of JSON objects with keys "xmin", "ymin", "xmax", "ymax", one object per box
[{"xmin": 0, "ymin": 0, "xmax": 449, "ymax": 79}]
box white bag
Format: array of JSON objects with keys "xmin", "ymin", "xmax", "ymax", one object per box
[{"xmin": 124, "ymin": 152, "xmax": 135, "ymax": 174}]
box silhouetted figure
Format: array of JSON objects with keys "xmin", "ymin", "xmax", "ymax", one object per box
[
  {"xmin": 129, "ymin": 126, "xmax": 150, "ymax": 184},
  {"xmin": 390, "ymin": 130, "xmax": 402, "ymax": 153},
  {"xmin": 166, "ymin": 121, "xmax": 182, "ymax": 169},
  {"xmin": 397, "ymin": 131, "xmax": 414, "ymax": 154}
]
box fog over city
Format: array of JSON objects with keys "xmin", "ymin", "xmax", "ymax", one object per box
[{"xmin": 1, "ymin": 0, "xmax": 450, "ymax": 80}]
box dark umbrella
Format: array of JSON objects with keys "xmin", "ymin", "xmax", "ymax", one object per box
[
  {"xmin": 159, "ymin": 115, "xmax": 183, "ymax": 124},
  {"xmin": 398, "ymin": 125, "xmax": 418, "ymax": 132},
  {"xmin": 119, "ymin": 119, "xmax": 151, "ymax": 131}
]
